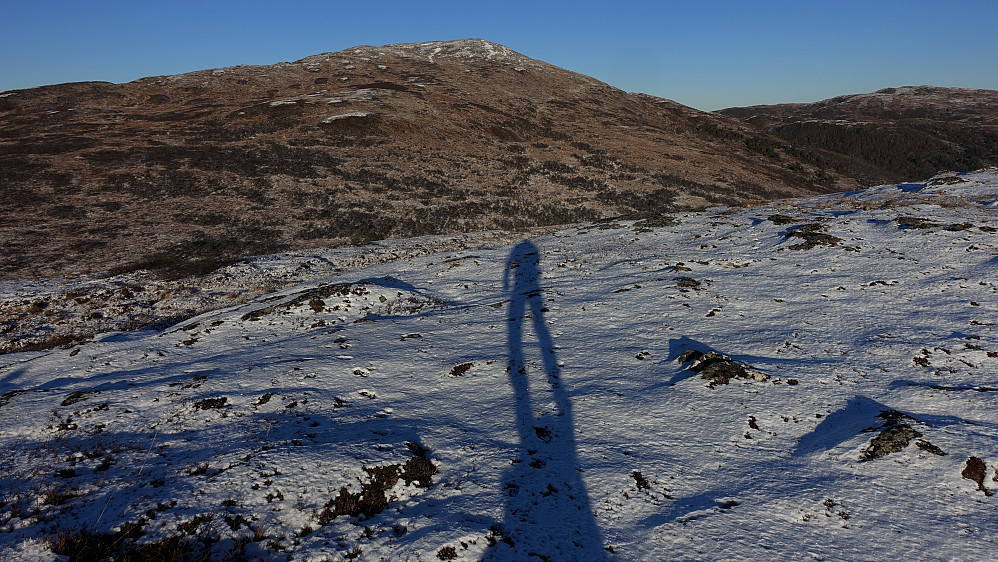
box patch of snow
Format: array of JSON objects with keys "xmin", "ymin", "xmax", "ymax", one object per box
[
  {"xmin": 383, "ymin": 39, "xmax": 525, "ymax": 65},
  {"xmin": 321, "ymin": 111, "xmax": 373, "ymax": 123}
]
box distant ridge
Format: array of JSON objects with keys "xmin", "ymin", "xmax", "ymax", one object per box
[
  {"xmin": 719, "ymin": 85, "xmax": 998, "ymax": 184},
  {"xmin": 1, "ymin": 39, "xmax": 845, "ymax": 280}
]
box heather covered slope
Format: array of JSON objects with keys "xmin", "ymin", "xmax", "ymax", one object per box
[
  {"xmin": 719, "ymin": 86, "xmax": 998, "ymax": 186},
  {"xmin": 1, "ymin": 169, "xmax": 996, "ymax": 560},
  {"xmin": 0, "ymin": 39, "xmax": 845, "ymax": 281}
]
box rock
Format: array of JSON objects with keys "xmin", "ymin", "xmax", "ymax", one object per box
[
  {"xmin": 688, "ymin": 351, "xmax": 733, "ymax": 373},
  {"xmin": 675, "ymin": 277, "xmax": 701, "ymax": 288},
  {"xmin": 784, "ymin": 223, "xmax": 842, "ymax": 250},
  {"xmin": 962, "ymin": 456, "xmax": 992, "ymax": 496},
  {"xmin": 677, "ymin": 349, "xmax": 703, "ymax": 363},
  {"xmin": 861, "ymin": 424, "xmax": 922, "ymax": 461},
  {"xmin": 915, "ymin": 439, "xmax": 946, "ymax": 456},
  {"xmin": 686, "ymin": 351, "xmax": 769, "ymax": 387},
  {"xmin": 767, "ymin": 213, "xmax": 796, "ymax": 225}
]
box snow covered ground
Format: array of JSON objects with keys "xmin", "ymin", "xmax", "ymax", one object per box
[{"xmin": 1, "ymin": 170, "xmax": 996, "ymax": 561}]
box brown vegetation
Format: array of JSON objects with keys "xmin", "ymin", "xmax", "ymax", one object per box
[
  {"xmin": 719, "ymin": 86, "xmax": 998, "ymax": 185},
  {"xmin": 0, "ymin": 39, "xmax": 845, "ymax": 281}
]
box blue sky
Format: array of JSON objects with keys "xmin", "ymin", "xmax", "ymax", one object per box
[{"xmin": 2, "ymin": 0, "xmax": 996, "ymax": 110}]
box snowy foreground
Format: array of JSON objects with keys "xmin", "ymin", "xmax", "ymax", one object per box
[{"xmin": 2, "ymin": 170, "xmax": 997, "ymax": 561}]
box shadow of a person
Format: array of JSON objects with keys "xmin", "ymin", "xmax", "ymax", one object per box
[{"xmin": 487, "ymin": 240, "xmax": 606, "ymax": 559}]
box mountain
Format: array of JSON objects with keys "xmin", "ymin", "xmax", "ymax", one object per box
[
  {"xmin": 0, "ymin": 39, "xmax": 847, "ymax": 281},
  {"xmin": 1, "ymin": 169, "xmax": 996, "ymax": 559},
  {"xmin": 718, "ymin": 86, "xmax": 998, "ymax": 185}
]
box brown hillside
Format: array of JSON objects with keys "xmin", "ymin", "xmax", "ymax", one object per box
[
  {"xmin": 0, "ymin": 39, "xmax": 845, "ymax": 281},
  {"xmin": 719, "ymin": 86, "xmax": 998, "ymax": 185}
]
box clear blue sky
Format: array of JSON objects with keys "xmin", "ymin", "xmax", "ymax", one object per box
[{"xmin": 2, "ymin": 0, "xmax": 996, "ymax": 110}]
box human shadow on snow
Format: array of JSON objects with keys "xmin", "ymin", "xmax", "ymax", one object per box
[{"xmin": 486, "ymin": 240, "xmax": 607, "ymax": 560}]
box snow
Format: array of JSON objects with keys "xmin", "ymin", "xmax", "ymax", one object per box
[
  {"xmin": 1, "ymin": 170, "xmax": 997, "ymax": 560},
  {"xmin": 387, "ymin": 39, "xmax": 522, "ymax": 66},
  {"xmin": 321, "ymin": 112, "xmax": 374, "ymax": 123}
]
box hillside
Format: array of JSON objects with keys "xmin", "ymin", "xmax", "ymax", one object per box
[
  {"xmin": 1, "ymin": 169, "xmax": 996, "ymax": 560},
  {"xmin": 719, "ymin": 86, "xmax": 998, "ymax": 185},
  {"xmin": 0, "ymin": 39, "xmax": 846, "ymax": 282}
]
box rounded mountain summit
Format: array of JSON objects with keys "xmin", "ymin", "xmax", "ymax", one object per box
[{"xmin": 1, "ymin": 38, "xmax": 844, "ymax": 280}]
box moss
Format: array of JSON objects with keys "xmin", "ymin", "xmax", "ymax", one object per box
[
  {"xmin": 895, "ymin": 216, "xmax": 941, "ymax": 230},
  {"xmin": 318, "ymin": 443, "xmax": 436, "ymax": 524},
  {"xmin": 785, "ymin": 223, "xmax": 842, "ymax": 249},
  {"xmin": 675, "ymin": 277, "xmax": 701, "ymax": 288},
  {"xmin": 48, "ymin": 515, "xmax": 219, "ymax": 562},
  {"xmin": 400, "ymin": 457, "xmax": 437, "ymax": 488},
  {"xmin": 61, "ymin": 390, "xmax": 99, "ymax": 407},
  {"xmin": 242, "ymin": 283, "xmax": 358, "ymax": 321},
  {"xmin": 632, "ymin": 471, "xmax": 651, "ymax": 490},
  {"xmin": 632, "ymin": 216, "xmax": 679, "ymax": 232},
  {"xmin": 193, "ymin": 397, "xmax": 227, "ymax": 410}
]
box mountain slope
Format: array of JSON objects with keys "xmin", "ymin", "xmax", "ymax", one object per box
[
  {"xmin": 0, "ymin": 39, "xmax": 845, "ymax": 281},
  {"xmin": 1, "ymin": 169, "xmax": 996, "ymax": 560},
  {"xmin": 719, "ymin": 86, "xmax": 998, "ymax": 185}
]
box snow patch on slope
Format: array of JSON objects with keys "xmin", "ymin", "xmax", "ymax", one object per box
[{"xmin": 386, "ymin": 39, "xmax": 520, "ymax": 63}]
